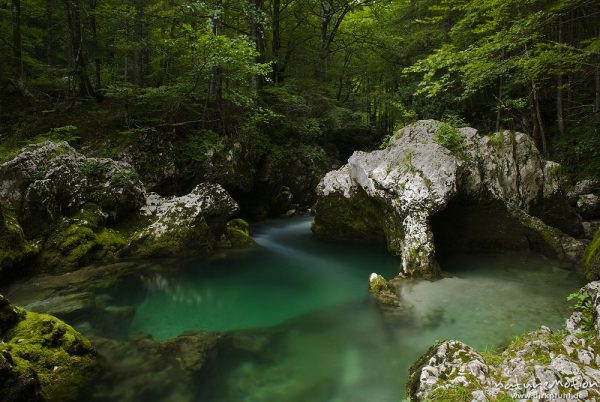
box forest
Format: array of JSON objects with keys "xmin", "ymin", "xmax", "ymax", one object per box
[
  {"xmin": 2, "ymin": 0, "xmax": 600, "ymax": 184},
  {"xmin": 2, "ymin": 1, "xmax": 600, "ymax": 401}
]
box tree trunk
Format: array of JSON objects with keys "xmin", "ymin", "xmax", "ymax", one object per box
[
  {"xmin": 531, "ymin": 80, "xmax": 548, "ymax": 157},
  {"xmin": 318, "ymin": 6, "xmax": 332, "ymax": 82},
  {"xmin": 210, "ymin": 0, "xmax": 223, "ymax": 113},
  {"xmin": 271, "ymin": 0, "xmax": 281, "ymax": 82},
  {"xmin": 64, "ymin": 0, "xmax": 95, "ymax": 98},
  {"xmin": 90, "ymin": 0, "xmax": 101, "ymax": 89},
  {"xmin": 132, "ymin": 0, "xmax": 145, "ymax": 88},
  {"xmin": 557, "ymin": 74, "xmax": 565, "ymax": 135},
  {"xmin": 251, "ymin": 0, "xmax": 265, "ymax": 90},
  {"xmin": 495, "ymin": 75, "xmax": 503, "ymax": 132},
  {"xmin": 594, "ymin": 56, "xmax": 600, "ymax": 113},
  {"xmin": 46, "ymin": 0, "xmax": 53, "ymax": 66},
  {"xmin": 12, "ymin": 0, "xmax": 23, "ymax": 80},
  {"xmin": 556, "ymin": 16, "xmax": 565, "ymax": 136}
]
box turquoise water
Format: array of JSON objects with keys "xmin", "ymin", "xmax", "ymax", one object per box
[
  {"xmin": 92, "ymin": 217, "xmax": 585, "ymax": 402},
  {"xmin": 130, "ymin": 218, "xmax": 399, "ymax": 338}
]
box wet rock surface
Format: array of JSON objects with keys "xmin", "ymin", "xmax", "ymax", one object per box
[
  {"xmin": 313, "ymin": 120, "xmax": 584, "ymax": 278},
  {"xmin": 407, "ymin": 281, "xmax": 600, "ymax": 401}
]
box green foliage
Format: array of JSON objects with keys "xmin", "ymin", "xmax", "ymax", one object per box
[
  {"xmin": 185, "ymin": 130, "xmax": 223, "ymax": 163},
  {"xmin": 553, "ymin": 117, "xmax": 600, "ymax": 182},
  {"xmin": 567, "ymin": 289, "xmax": 596, "ymax": 335},
  {"xmin": 434, "ymin": 123, "xmax": 468, "ymax": 160},
  {"xmin": 112, "ymin": 170, "xmax": 141, "ymax": 187},
  {"xmin": 77, "ymin": 160, "xmax": 106, "ymax": 179},
  {"xmin": 400, "ymin": 149, "xmax": 416, "ymax": 174},
  {"xmin": 488, "ymin": 132, "xmax": 505, "ymax": 147}
]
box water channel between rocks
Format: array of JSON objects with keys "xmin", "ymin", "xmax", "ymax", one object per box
[{"xmin": 6, "ymin": 217, "xmax": 586, "ymax": 401}]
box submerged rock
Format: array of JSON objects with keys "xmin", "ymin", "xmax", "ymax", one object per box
[
  {"xmin": 90, "ymin": 331, "xmax": 223, "ymax": 401},
  {"xmin": 313, "ymin": 120, "xmax": 583, "ymax": 278},
  {"xmin": 368, "ymin": 273, "xmax": 400, "ymax": 307},
  {"xmin": 127, "ymin": 183, "xmax": 239, "ymax": 257},
  {"xmin": 407, "ymin": 282, "xmax": 600, "ymax": 401},
  {"xmin": 0, "ymin": 295, "xmax": 99, "ymax": 402}
]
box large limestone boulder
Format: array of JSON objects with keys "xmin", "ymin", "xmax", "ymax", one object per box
[
  {"xmin": 127, "ymin": 183, "xmax": 239, "ymax": 257},
  {"xmin": 313, "ymin": 120, "xmax": 583, "ymax": 278},
  {"xmin": 0, "ymin": 141, "xmax": 146, "ymax": 233}
]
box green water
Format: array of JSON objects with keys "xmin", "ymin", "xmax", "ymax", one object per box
[
  {"xmin": 130, "ymin": 218, "xmax": 399, "ymax": 338},
  {"xmin": 3, "ymin": 216, "xmax": 579, "ymax": 400},
  {"xmin": 95, "ymin": 217, "xmax": 584, "ymax": 402}
]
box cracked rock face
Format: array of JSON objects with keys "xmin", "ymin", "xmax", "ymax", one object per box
[
  {"xmin": 407, "ymin": 282, "xmax": 600, "ymax": 402},
  {"xmin": 0, "ymin": 141, "xmax": 146, "ymax": 232},
  {"xmin": 313, "ymin": 120, "xmax": 581, "ymax": 278}
]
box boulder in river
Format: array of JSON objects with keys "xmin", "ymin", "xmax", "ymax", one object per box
[
  {"xmin": 126, "ymin": 183, "xmax": 240, "ymax": 257},
  {"xmin": 313, "ymin": 120, "xmax": 584, "ymax": 278}
]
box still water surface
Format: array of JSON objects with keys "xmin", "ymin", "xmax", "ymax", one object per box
[{"xmin": 102, "ymin": 217, "xmax": 583, "ymax": 401}]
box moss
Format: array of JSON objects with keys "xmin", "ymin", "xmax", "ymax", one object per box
[
  {"xmin": 425, "ymin": 384, "xmax": 471, "ymax": 402},
  {"xmin": 39, "ymin": 208, "xmax": 127, "ymax": 270},
  {"xmin": 3, "ymin": 309, "xmax": 98, "ymax": 402},
  {"xmin": 225, "ymin": 219, "xmax": 256, "ymax": 248},
  {"xmin": 312, "ymin": 187, "xmax": 387, "ymax": 246},
  {"xmin": 131, "ymin": 214, "xmax": 213, "ymax": 258},
  {"xmin": 0, "ymin": 207, "xmax": 37, "ymax": 277},
  {"xmin": 481, "ymin": 347, "xmax": 504, "ymax": 366},
  {"xmin": 433, "ymin": 122, "xmax": 468, "ymax": 160},
  {"xmin": 584, "ymin": 228, "xmax": 600, "ymax": 281}
]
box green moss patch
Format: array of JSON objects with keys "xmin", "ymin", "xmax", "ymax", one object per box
[
  {"xmin": 4, "ymin": 310, "xmax": 98, "ymax": 401},
  {"xmin": 584, "ymin": 229, "xmax": 600, "ymax": 281},
  {"xmin": 0, "ymin": 208, "xmax": 37, "ymax": 277},
  {"xmin": 39, "ymin": 209, "xmax": 127, "ymax": 271}
]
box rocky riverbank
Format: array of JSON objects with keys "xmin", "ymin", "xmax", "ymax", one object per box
[
  {"xmin": 0, "ymin": 141, "xmax": 254, "ymax": 282},
  {"xmin": 406, "ymin": 281, "xmax": 600, "ymax": 401}
]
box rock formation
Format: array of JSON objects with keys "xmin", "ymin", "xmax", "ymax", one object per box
[
  {"xmin": 0, "ymin": 141, "xmax": 252, "ymax": 278},
  {"xmin": 313, "ymin": 120, "xmax": 585, "ymax": 278}
]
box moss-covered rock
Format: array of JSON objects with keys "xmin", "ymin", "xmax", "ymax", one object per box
[
  {"xmin": 407, "ymin": 282, "xmax": 600, "ymax": 401},
  {"xmin": 38, "ymin": 208, "xmax": 127, "ymax": 272},
  {"xmin": 0, "ymin": 207, "xmax": 36, "ymax": 279},
  {"xmin": 225, "ymin": 218, "xmax": 256, "ymax": 248},
  {"xmin": 0, "ymin": 296, "xmax": 98, "ymax": 402},
  {"xmin": 585, "ymin": 229, "xmax": 600, "ymax": 281}
]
